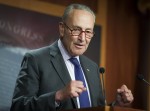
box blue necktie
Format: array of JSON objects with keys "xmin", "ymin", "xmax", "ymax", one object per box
[{"xmin": 69, "ymin": 58, "xmax": 90, "ymax": 108}]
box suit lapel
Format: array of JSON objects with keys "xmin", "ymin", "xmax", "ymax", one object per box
[
  {"xmin": 49, "ymin": 42, "xmax": 71, "ymax": 85},
  {"xmin": 49, "ymin": 41, "xmax": 78, "ymax": 108},
  {"xmin": 51, "ymin": 55, "xmax": 71, "ymax": 85}
]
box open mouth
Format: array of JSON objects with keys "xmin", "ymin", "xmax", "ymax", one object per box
[{"xmin": 74, "ymin": 43, "xmax": 84, "ymax": 49}]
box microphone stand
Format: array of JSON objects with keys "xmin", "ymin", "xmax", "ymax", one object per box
[{"xmin": 100, "ymin": 67, "xmax": 107, "ymax": 105}]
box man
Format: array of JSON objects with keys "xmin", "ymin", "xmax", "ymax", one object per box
[{"xmin": 11, "ymin": 4, "xmax": 134, "ymax": 111}]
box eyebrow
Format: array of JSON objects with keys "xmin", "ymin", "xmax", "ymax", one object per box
[{"xmin": 72, "ymin": 25, "xmax": 93, "ymax": 31}]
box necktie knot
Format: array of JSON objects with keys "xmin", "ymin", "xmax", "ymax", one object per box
[{"xmin": 69, "ymin": 58, "xmax": 80, "ymax": 67}]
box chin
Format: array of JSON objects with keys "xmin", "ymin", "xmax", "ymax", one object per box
[
  {"xmin": 70, "ymin": 48, "xmax": 86, "ymax": 56},
  {"xmin": 73, "ymin": 52, "xmax": 84, "ymax": 56}
]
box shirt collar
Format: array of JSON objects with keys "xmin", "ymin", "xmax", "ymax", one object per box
[{"xmin": 58, "ymin": 39, "xmax": 79, "ymax": 61}]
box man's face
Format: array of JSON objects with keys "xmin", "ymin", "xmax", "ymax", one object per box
[{"xmin": 59, "ymin": 9, "xmax": 95, "ymax": 57}]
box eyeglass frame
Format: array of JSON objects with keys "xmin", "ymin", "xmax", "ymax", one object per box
[{"xmin": 62, "ymin": 22, "xmax": 95, "ymax": 39}]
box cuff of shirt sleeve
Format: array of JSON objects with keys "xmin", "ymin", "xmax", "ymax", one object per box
[
  {"xmin": 55, "ymin": 101, "xmax": 61, "ymax": 108},
  {"xmin": 111, "ymin": 101, "xmax": 117, "ymax": 106}
]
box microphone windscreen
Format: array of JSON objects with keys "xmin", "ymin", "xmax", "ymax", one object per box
[
  {"xmin": 137, "ymin": 74, "xmax": 144, "ymax": 80},
  {"xmin": 99, "ymin": 67, "xmax": 105, "ymax": 73}
]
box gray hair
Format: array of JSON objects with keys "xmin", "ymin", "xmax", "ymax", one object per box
[{"xmin": 62, "ymin": 4, "xmax": 96, "ymax": 22}]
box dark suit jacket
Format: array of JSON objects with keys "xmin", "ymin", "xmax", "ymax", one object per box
[{"xmin": 11, "ymin": 41, "xmax": 105, "ymax": 111}]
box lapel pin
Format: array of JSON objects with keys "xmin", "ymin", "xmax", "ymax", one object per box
[{"xmin": 87, "ymin": 69, "xmax": 90, "ymax": 71}]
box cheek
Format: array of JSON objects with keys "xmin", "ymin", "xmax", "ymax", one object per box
[
  {"xmin": 85, "ymin": 39, "xmax": 91, "ymax": 47},
  {"xmin": 63, "ymin": 35, "xmax": 74, "ymax": 50}
]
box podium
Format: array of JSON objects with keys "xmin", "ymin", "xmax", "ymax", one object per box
[{"xmin": 62, "ymin": 106, "xmax": 145, "ymax": 111}]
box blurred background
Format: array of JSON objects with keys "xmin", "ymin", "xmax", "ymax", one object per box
[{"xmin": 0, "ymin": 0, "xmax": 149, "ymax": 111}]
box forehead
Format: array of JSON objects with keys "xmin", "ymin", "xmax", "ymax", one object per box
[{"xmin": 66, "ymin": 9, "xmax": 95, "ymax": 29}]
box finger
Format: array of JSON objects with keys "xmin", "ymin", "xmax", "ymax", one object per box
[
  {"xmin": 123, "ymin": 90, "xmax": 131, "ymax": 96},
  {"xmin": 121, "ymin": 85, "xmax": 132, "ymax": 93},
  {"xmin": 117, "ymin": 88, "xmax": 123, "ymax": 93},
  {"xmin": 70, "ymin": 91, "xmax": 79, "ymax": 98},
  {"xmin": 118, "ymin": 85, "xmax": 131, "ymax": 94},
  {"xmin": 69, "ymin": 81, "xmax": 86, "ymax": 97},
  {"xmin": 120, "ymin": 85, "xmax": 129, "ymax": 92},
  {"xmin": 121, "ymin": 84, "xmax": 128, "ymax": 90},
  {"xmin": 70, "ymin": 87, "xmax": 87, "ymax": 98},
  {"xmin": 69, "ymin": 87, "xmax": 82, "ymax": 98},
  {"xmin": 126, "ymin": 92, "xmax": 134, "ymax": 101},
  {"xmin": 122, "ymin": 89, "xmax": 132, "ymax": 98},
  {"xmin": 117, "ymin": 88, "xmax": 125, "ymax": 94},
  {"xmin": 75, "ymin": 87, "xmax": 86, "ymax": 94},
  {"xmin": 117, "ymin": 85, "xmax": 126, "ymax": 93},
  {"xmin": 74, "ymin": 81, "xmax": 86, "ymax": 90},
  {"xmin": 75, "ymin": 80, "xmax": 84, "ymax": 84},
  {"xmin": 121, "ymin": 92, "xmax": 134, "ymax": 103}
]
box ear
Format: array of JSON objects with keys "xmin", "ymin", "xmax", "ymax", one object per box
[{"xmin": 59, "ymin": 22, "xmax": 65, "ymax": 38}]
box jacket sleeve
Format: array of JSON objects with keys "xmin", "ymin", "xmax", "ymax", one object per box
[{"xmin": 10, "ymin": 53, "xmax": 57, "ymax": 111}]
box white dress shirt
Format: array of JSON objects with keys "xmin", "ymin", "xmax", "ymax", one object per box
[{"xmin": 58, "ymin": 39, "xmax": 91, "ymax": 108}]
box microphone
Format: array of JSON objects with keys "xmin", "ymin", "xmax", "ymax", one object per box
[
  {"xmin": 99, "ymin": 67, "xmax": 107, "ymax": 105},
  {"xmin": 137, "ymin": 74, "xmax": 150, "ymax": 86},
  {"xmin": 99, "ymin": 67, "xmax": 105, "ymax": 74}
]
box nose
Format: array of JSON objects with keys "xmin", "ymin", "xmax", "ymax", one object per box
[{"xmin": 78, "ymin": 31, "xmax": 86, "ymax": 41}]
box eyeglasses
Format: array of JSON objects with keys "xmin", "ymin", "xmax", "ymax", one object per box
[{"xmin": 63, "ymin": 22, "xmax": 95, "ymax": 39}]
